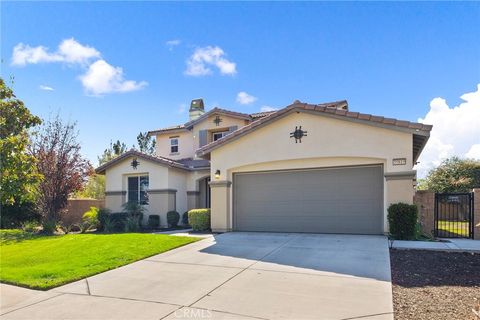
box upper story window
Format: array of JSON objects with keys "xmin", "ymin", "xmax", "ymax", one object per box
[
  {"xmin": 170, "ymin": 137, "xmax": 179, "ymax": 154},
  {"xmin": 127, "ymin": 175, "xmax": 149, "ymax": 205},
  {"xmin": 212, "ymin": 131, "xmax": 229, "ymax": 142}
]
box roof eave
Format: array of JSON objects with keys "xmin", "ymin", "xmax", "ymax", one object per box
[
  {"xmin": 185, "ymin": 108, "xmax": 252, "ymax": 129},
  {"xmin": 95, "ymin": 150, "xmax": 190, "ymax": 174},
  {"xmin": 196, "ymin": 103, "xmax": 433, "ymax": 157}
]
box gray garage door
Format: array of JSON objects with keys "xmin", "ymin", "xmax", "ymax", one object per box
[{"xmin": 233, "ymin": 165, "xmax": 384, "ymax": 234}]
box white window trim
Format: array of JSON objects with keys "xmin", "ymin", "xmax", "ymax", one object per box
[
  {"xmin": 170, "ymin": 137, "xmax": 179, "ymax": 154},
  {"xmin": 212, "ymin": 130, "xmax": 229, "ymax": 142}
]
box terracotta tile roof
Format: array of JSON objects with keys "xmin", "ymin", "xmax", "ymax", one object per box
[
  {"xmin": 148, "ymin": 124, "xmax": 187, "ymax": 135},
  {"xmin": 250, "ymin": 111, "xmax": 277, "ymax": 119},
  {"xmin": 196, "ymin": 100, "xmax": 432, "ymax": 157},
  {"xmin": 184, "ymin": 107, "xmax": 251, "ymax": 129},
  {"xmin": 149, "ymin": 108, "xmax": 278, "ymax": 135},
  {"xmin": 95, "ymin": 149, "xmax": 191, "ymax": 174}
]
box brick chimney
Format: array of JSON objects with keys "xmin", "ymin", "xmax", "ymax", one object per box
[{"xmin": 189, "ymin": 98, "xmax": 205, "ymax": 121}]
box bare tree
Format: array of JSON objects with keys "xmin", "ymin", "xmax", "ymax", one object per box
[{"xmin": 30, "ymin": 115, "xmax": 92, "ymax": 232}]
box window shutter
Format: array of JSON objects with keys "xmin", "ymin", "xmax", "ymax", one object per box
[
  {"xmin": 199, "ymin": 130, "xmax": 208, "ymax": 147},
  {"xmin": 228, "ymin": 126, "xmax": 238, "ymax": 135}
]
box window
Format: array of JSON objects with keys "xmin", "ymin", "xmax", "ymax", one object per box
[
  {"xmin": 213, "ymin": 131, "xmax": 229, "ymax": 142},
  {"xmin": 170, "ymin": 137, "xmax": 178, "ymax": 153},
  {"xmin": 127, "ymin": 175, "xmax": 149, "ymax": 205}
]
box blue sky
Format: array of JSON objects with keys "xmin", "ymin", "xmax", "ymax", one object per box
[{"xmin": 1, "ymin": 2, "xmax": 479, "ymax": 170}]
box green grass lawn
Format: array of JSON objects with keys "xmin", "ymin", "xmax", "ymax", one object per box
[
  {"xmin": 437, "ymin": 220, "xmax": 470, "ymax": 237},
  {"xmin": 0, "ymin": 230, "xmax": 200, "ymax": 290}
]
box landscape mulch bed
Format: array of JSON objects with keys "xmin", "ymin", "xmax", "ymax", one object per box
[{"xmin": 390, "ymin": 249, "xmax": 480, "ymax": 320}]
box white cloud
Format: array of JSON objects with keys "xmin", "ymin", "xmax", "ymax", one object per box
[
  {"xmin": 11, "ymin": 38, "xmax": 100, "ymax": 66},
  {"xmin": 416, "ymin": 84, "xmax": 480, "ymax": 177},
  {"xmin": 260, "ymin": 106, "xmax": 278, "ymax": 112},
  {"xmin": 185, "ymin": 46, "xmax": 236, "ymax": 76},
  {"xmin": 166, "ymin": 39, "xmax": 181, "ymax": 50},
  {"xmin": 236, "ymin": 91, "xmax": 257, "ymax": 105},
  {"xmin": 79, "ymin": 60, "xmax": 147, "ymax": 96},
  {"xmin": 12, "ymin": 38, "xmax": 146, "ymax": 96},
  {"xmin": 466, "ymin": 144, "xmax": 480, "ymax": 159},
  {"xmin": 39, "ymin": 85, "xmax": 54, "ymax": 91},
  {"xmin": 178, "ymin": 103, "xmax": 186, "ymax": 114},
  {"xmin": 57, "ymin": 38, "xmax": 100, "ymax": 64}
]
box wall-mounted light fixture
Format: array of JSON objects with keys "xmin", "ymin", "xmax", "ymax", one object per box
[{"xmin": 215, "ymin": 170, "xmax": 221, "ymax": 180}]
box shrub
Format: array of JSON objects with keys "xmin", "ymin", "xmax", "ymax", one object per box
[
  {"xmin": 97, "ymin": 208, "xmax": 111, "ymax": 231},
  {"xmin": 167, "ymin": 211, "xmax": 180, "ymax": 228},
  {"xmin": 122, "ymin": 201, "xmax": 145, "ymax": 226},
  {"xmin": 21, "ymin": 221, "xmax": 39, "ymax": 233},
  {"xmin": 57, "ymin": 222, "xmax": 74, "ymax": 234},
  {"xmin": 387, "ymin": 203, "xmax": 418, "ymax": 240},
  {"xmin": 42, "ymin": 220, "xmax": 57, "ymax": 235},
  {"xmin": 1, "ymin": 201, "xmax": 41, "ymax": 229},
  {"xmin": 124, "ymin": 216, "xmax": 140, "ymax": 232},
  {"xmin": 82, "ymin": 207, "xmax": 99, "ymax": 228},
  {"xmin": 80, "ymin": 221, "xmax": 91, "ymax": 234},
  {"xmin": 188, "ymin": 209, "xmax": 211, "ymax": 231},
  {"xmin": 102, "ymin": 216, "xmax": 115, "ymax": 233},
  {"xmin": 148, "ymin": 215, "xmax": 160, "ymax": 229},
  {"xmin": 69, "ymin": 224, "xmax": 81, "ymax": 233},
  {"xmin": 109, "ymin": 212, "xmax": 128, "ymax": 232},
  {"xmin": 182, "ymin": 211, "xmax": 189, "ymax": 226}
]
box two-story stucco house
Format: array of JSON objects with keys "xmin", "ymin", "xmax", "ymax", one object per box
[{"xmin": 96, "ymin": 98, "xmax": 431, "ymax": 234}]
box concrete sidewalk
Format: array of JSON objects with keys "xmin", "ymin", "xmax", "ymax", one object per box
[
  {"xmin": 1, "ymin": 233, "xmax": 393, "ymax": 320},
  {"xmin": 391, "ymin": 238, "xmax": 480, "ymax": 252}
]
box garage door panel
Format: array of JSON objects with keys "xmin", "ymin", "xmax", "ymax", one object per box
[{"xmin": 233, "ymin": 166, "xmax": 383, "ymax": 234}]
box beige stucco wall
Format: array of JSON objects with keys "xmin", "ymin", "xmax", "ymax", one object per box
[
  {"xmin": 209, "ymin": 111, "xmax": 416, "ymax": 233},
  {"xmin": 105, "ymin": 194, "xmax": 124, "ymax": 213},
  {"xmin": 210, "ymin": 182, "xmax": 231, "ymax": 232},
  {"xmin": 154, "ymin": 114, "xmax": 249, "ymax": 160},
  {"xmin": 104, "ymin": 155, "xmax": 197, "ymax": 226},
  {"xmin": 105, "ymin": 157, "xmax": 169, "ymax": 193},
  {"xmin": 155, "ymin": 130, "xmax": 194, "ymax": 160},
  {"xmin": 186, "ymin": 170, "xmax": 210, "ymax": 191},
  {"xmin": 168, "ymin": 168, "xmax": 188, "ymax": 214}
]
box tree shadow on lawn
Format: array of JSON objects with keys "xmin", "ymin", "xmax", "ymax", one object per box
[{"xmin": 390, "ymin": 249, "xmax": 480, "ymax": 288}]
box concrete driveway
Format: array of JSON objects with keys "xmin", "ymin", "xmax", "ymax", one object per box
[{"xmin": 0, "ymin": 232, "xmax": 393, "ymax": 320}]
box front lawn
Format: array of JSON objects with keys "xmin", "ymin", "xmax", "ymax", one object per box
[
  {"xmin": 437, "ymin": 220, "xmax": 470, "ymax": 237},
  {"xmin": 0, "ymin": 230, "xmax": 199, "ymax": 290}
]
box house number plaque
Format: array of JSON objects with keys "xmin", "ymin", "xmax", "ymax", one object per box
[{"xmin": 392, "ymin": 158, "xmax": 407, "ymax": 166}]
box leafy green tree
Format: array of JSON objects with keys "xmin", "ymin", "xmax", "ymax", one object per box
[
  {"xmin": 98, "ymin": 140, "xmax": 127, "ymax": 165},
  {"xmin": 0, "ymin": 77, "xmax": 42, "ymax": 206},
  {"xmin": 422, "ymin": 156, "xmax": 480, "ymax": 192},
  {"xmin": 136, "ymin": 132, "xmax": 156, "ymax": 155},
  {"xmin": 74, "ymin": 174, "xmax": 105, "ymax": 199},
  {"xmin": 415, "ymin": 178, "xmax": 428, "ymax": 191}
]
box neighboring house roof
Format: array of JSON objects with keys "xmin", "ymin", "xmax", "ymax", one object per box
[
  {"xmin": 196, "ymin": 100, "xmax": 433, "ymax": 162},
  {"xmin": 147, "ymin": 107, "xmax": 276, "ymax": 136},
  {"xmin": 95, "ymin": 150, "xmax": 199, "ymax": 174}
]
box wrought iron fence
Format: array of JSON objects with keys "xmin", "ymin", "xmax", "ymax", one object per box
[{"xmin": 434, "ymin": 192, "xmax": 474, "ymax": 239}]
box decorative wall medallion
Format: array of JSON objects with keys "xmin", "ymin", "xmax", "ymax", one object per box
[
  {"xmin": 290, "ymin": 126, "xmax": 308, "ymax": 143},
  {"xmin": 131, "ymin": 158, "xmax": 140, "ymax": 169},
  {"xmin": 213, "ymin": 115, "xmax": 223, "ymax": 126}
]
